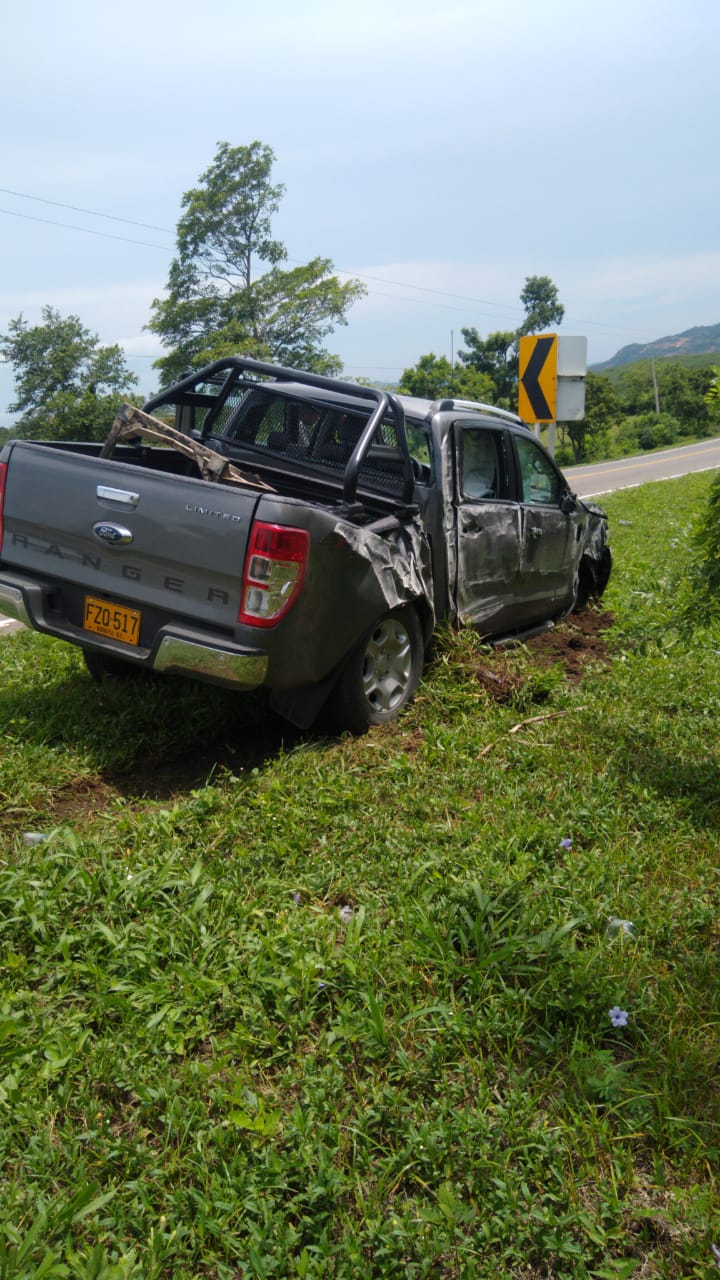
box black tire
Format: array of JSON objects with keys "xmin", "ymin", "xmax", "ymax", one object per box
[
  {"xmin": 575, "ymin": 547, "xmax": 612, "ymax": 610},
  {"xmin": 82, "ymin": 648, "xmax": 145, "ymax": 682},
  {"xmin": 330, "ymin": 606, "xmax": 424, "ymax": 734}
]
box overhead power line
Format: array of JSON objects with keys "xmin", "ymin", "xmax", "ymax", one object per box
[
  {"xmin": 0, "ymin": 186, "xmax": 521, "ymax": 314},
  {"xmin": 0, "ymin": 187, "xmax": 525, "ymax": 314},
  {"xmin": 0, "ymin": 202, "xmax": 519, "ymax": 320},
  {"xmin": 0, "ymin": 206, "xmax": 172, "ymax": 252},
  {"xmin": 0, "ymin": 186, "xmax": 171, "ymax": 234},
  {"xmin": 0, "ymin": 183, "xmax": 650, "ymax": 340}
]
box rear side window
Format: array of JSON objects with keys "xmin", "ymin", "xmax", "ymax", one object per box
[
  {"xmin": 219, "ymin": 392, "xmax": 409, "ymax": 496},
  {"xmin": 460, "ymin": 429, "xmax": 504, "ymax": 500}
]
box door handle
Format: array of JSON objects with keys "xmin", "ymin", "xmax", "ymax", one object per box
[{"xmin": 97, "ymin": 486, "xmax": 140, "ymax": 507}]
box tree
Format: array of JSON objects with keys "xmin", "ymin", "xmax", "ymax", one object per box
[
  {"xmin": 148, "ymin": 141, "xmax": 366, "ymax": 385},
  {"xmin": 517, "ymin": 275, "xmax": 565, "ymax": 336},
  {"xmin": 612, "ymin": 360, "xmax": 714, "ymax": 434},
  {"xmin": 560, "ymin": 371, "xmax": 623, "ymax": 463},
  {"xmin": 458, "ymin": 276, "xmax": 565, "ymax": 406},
  {"xmin": 398, "ymin": 353, "xmax": 495, "ymax": 401},
  {"xmin": 705, "ymin": 366, "xmax": 720, "ymax": 418},
  {"xmin": 0, "ymin": 307, "xmax": 137, "ymax": 441},
  {"xmin": 457, "ymin": 329, "xmax": 518, "ymax": 403}
]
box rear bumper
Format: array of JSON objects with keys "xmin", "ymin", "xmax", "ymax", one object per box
[
  {"xmin": 152, "ymin": 633, "xmax": 268, "ymax": 686},
  {"xmin": 0, "ymin": 581, "xmax": 31, "ymax": 627},
  {"xmin": 0, "ymin": 573, "xmax": 269, "ymax": 690}
]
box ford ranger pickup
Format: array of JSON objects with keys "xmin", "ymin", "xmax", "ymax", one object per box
[{"xmin": 0, "ymin": 356, "xmax": 610, "ymax": 732}]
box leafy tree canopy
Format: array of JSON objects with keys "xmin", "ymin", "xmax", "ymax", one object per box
[
  {"xmin": 612, "ymin": 360, "xmax": 713, "ymax": 426},
  {"xmin": 398, "ymin": 353, "xmax": 495, "ymax": 402},
  {"xmin": 458, "ymin": 276, "xmax": 566, "ymax": 406},
  {"xmin": 705, "ymin": 366, "xmax": 720, "ymax": 417},
  {"xmin": 0, "ymin": 307, "xmax": 137, "ymax": 442},
  {"xmin": 561, "ymin": 370, "xmax": 623, "ymax": 463},
  {"xmin": 149, "ymin": 141, "xmax": 366, "ymax": 385},
  {"xmin": 517, "ymin": 275, "xmax": 565, "ymax": 336},
  {"xmin": 457, "ymin": 329, "xmax": 518, "ymax": 403}
]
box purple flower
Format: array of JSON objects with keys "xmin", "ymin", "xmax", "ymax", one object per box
[
  {"xmin": 293, "ymin": 892, "xmax": 301, "ymax": 906},
  {"xmin": 712, "ymin": 1243, "xmax": 720, "ymax": 1268},
  {"xmin": 609, "ymin": 1006, "xmax": 629, "ymax": 1028},
  {"xmin": 559, "ymin": 837, "xmax": 572, "ymax": 850}
]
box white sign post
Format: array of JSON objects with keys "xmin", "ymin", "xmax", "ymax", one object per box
[{"xmin": 555, "ymin": 336, "xmax": 588, "ymax": 421}]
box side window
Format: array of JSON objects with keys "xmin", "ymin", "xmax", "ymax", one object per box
[
  {"xmin": 514, "ymin": 435, "xmax": 561, "ymax": 507},
  {"xmin": 405, "ymin": 420, "xmax": 433, "ymax": 479},
  {"xmin": 460, "ymin": 429, "xmax": 503, "ymax": 501}
]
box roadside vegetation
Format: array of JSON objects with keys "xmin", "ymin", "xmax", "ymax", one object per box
[
  {"xmin": 551, "ymin": 359, "xmax": 720, "ymax": 467},
  {"xmin": 1, "ymin": 470, "xmax": 720, "ymax": 1278}
]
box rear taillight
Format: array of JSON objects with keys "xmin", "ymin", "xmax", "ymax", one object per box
[
  {"xmin": 0, "ymin": 462, "xmax": 7, "ymax": 554},
  {"xmin": 238, "ymin": 521, "xmax": 309, "ymax": 627}
]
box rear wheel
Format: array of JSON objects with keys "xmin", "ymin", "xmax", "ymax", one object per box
[{"xmin": 330, "ymin": 606, "xmax": 424, "ymax": 734}]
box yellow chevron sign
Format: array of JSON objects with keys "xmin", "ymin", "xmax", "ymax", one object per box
[{"xmin": 518, "ymin": 334, "xmax": 558, "ymax": 423}]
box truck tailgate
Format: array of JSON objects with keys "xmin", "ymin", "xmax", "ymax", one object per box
[{"xmin": 1, "ymin": 442, "xmax": 262, "ymax": 632}]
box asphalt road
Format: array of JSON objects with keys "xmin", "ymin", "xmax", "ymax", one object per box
[{"xmin": 563, "ymin": 436, "xmax": 720, "ymax": 497}]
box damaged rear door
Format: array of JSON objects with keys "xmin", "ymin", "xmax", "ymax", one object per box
[{"xmin": 453, "ymin": 423, "xmax": 525, "ymax": 631}]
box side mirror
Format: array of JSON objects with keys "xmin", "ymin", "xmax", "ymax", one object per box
[{"xmin": 560, "ymin": 491, "xmax": 578, "ymax": 514}]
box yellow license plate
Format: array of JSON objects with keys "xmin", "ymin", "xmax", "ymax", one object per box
[{"xmin": 83, "ymin": 595, "xmax": 141, "ymax": 646}]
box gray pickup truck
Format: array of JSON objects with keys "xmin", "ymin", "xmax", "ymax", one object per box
[{"xmin": 0, "ymin": 356, "xmax": 610, "ymax": 732}]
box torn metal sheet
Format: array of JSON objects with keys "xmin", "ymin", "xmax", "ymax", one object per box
[
  {"xmin": 101, "ymin": 403, "xmax": 275, "ymax": 491},
  {"xmin": 333, "ymin": 515, "xmax": 435, "ymax": 624},
  {"xmin": 582, "ymin": 500, "xmax": 610, "ymax": 561}
]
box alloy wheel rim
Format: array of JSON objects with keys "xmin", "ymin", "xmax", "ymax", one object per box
[{"xmin": 361, "ymin": 619, "xmax": 412, "ymax": 712}]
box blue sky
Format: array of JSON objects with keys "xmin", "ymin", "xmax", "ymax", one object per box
[{"xmin": 1, "ymin": 0, "xmax": 718, "ymax": 419}]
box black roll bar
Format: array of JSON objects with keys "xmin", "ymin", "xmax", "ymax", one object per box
[{"xmin": 143, "ymin": 356, "xmax": 415, "ymax": 507}]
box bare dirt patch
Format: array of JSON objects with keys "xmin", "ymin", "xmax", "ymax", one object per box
[
  {"xmin": 524, "ymin": 608, "xmax": 614, "ymax": 682},
  {"xmin": 473, "ymin": 608, "xmax": 614, "ymax": 702}
]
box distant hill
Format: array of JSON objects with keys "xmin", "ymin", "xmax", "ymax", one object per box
[{"xmin": 592, "ymin": 323, "xmax": 720, "ymax": 372}]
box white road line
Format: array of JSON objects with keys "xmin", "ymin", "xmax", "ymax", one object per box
[{"xmin": 576, "ymin": 464, "xmax": 720, "ymax": 498}]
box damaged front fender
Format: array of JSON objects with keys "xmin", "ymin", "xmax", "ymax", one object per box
[{"xmin": 575, "ymin": 499, "xmax": 612, "ymax": 604}]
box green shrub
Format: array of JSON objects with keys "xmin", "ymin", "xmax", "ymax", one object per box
[
  {"xmin": 678, "ymin": 469, "xmax": 720, "ymax": 625},
  {"xmin": 635, "ymin": 411, "xmax": 680, "ymax": 449},
  {"xmin": 613, "ymin": 411, "xmax": 680, "ymax": 454},
  {"xmin": 613, "ymin": 418, "xmax": 640, "ymax": 455}
]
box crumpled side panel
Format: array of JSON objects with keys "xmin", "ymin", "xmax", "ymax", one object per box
[
  {"xmin": 456, "ymin": 505, "xmax": 523, "ymax": 626},
  {"xmin": 582, "ymin": 502, "xmax": 610, "ymax": 561},
  {"xmin": 333, "ymin": 516, "xmax": 435, "ymax": 626}
]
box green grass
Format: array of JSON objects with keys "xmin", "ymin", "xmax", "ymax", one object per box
[{"xmin": 1, "ymin": 471, "xmax": 720, "ymax": 1278}]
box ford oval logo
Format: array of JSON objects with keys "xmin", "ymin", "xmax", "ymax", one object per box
[{"xmin": 92, "ymin": 522, "xmax": 134, "ymax": 546}]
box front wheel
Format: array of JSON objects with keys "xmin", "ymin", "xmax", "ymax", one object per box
[
  {"xmin": 575, "ymin": 546, "xmax": 612, "ymax": 609},
  {"xmin": 329, "ymin": 606, "xmax": 424, "ymax": 734}
]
